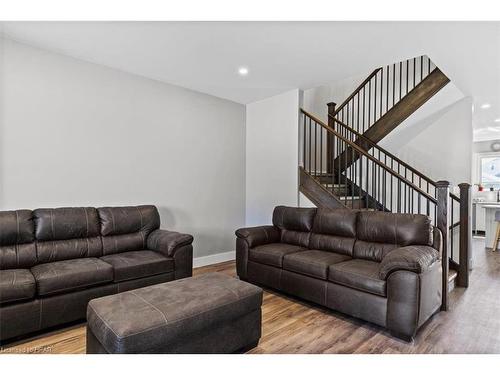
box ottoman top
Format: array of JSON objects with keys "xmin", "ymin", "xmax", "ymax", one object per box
[{"xmin": 87, "ymin": 273, "xmax": 263, "ymax": 353}]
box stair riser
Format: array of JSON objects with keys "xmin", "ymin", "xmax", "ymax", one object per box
[{"xmin": 342, "ymin": 199, "xmax": 367, "ymax": 209}]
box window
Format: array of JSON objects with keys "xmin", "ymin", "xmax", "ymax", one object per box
[{"xmin": 480, "ymin": 156, "xmax": 500, "ymax": 189}]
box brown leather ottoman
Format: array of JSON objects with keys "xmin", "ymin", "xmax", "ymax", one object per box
[{"xmin": 86, "ymin": 272, "xmax": 263, "ymax": 354}]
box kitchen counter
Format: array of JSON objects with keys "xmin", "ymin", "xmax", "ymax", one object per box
[
  {"xmin": 484, "ymin": 205, "xmax": 500, "ymax": 250},
  {"xmin": 476, "ymin": 202, "xmax": 500, "ymax": 206}
]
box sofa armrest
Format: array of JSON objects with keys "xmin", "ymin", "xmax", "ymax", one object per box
[
  {"xmin": 147, "ymin": 229, "xmax": 194, "ymax": 257},
  {"xmin": 379, "ymin": 245, "xmax": 439, "ymax": 280},
  {"xmin": 432, "ymin": 226, "xmax": 443, "ymax": 259},
  {"xmin": 235, "ymin": 226, "xmax": 280, "ymax": 248},
  {"xmin": 172, "ymin": 244, "xmax": 193, "ymax": 279}
]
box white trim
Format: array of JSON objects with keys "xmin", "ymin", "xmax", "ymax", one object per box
[{"xmin": 193, "ymin": 250, "xmax": 235, "ymax": 268}]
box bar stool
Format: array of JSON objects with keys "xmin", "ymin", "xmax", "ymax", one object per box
[{"xmin": 492, "ymin": 210, "xmax": 500, "ymax": 251}]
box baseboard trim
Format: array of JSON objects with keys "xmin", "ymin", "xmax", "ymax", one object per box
[{"xmin": 193, "ymin": 251, "xmax": 235, "ymax": 268}]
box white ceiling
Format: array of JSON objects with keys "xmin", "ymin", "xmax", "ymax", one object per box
[{"xmin": 1, "ymin": 21, "xmax": 499, "ymax": 140}]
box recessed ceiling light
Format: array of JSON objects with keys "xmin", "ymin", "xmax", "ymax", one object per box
[
  {"xmin": 238, "ymin": 67, "xmax": 249, "ymax": 76},
  {"xmin": 495, "ymin": 118, "xmax": 500, "ymax": 123},
  {"xmin": 481, "ymin": 103, "xmax": 491, "ymax": 109}
]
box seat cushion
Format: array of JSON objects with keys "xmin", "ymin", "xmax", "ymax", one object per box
[
  {"xmin": 328, "ymin": 259, "xmax": 386, "ymax": 297},
  {"xmin": 283, "ymin": 250, "xmax": 351, "ymax": 280},
  {"xmin": 100, "ymin": 250, "xmax": 174, "ymax": 282},
  {"xmin": 31, "ymin": 258, "xmax": 113, "ymax": 296},
  {"xmin": 249, "ymin": 243, "xmax": 306, "ymax": 268},
  {"xmin": 0, "ymin": 269, "xmax": 36, "ymax": 304}
]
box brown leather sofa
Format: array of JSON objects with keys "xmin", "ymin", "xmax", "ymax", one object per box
[
  {"xmin": 0, "ymin": 205, "xmax": 193, "ymax": 343},
  {"xmin": 236, "ymin": 206, "xmax": 442, "ymax": 340}
]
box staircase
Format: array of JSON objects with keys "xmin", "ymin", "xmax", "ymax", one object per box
[{"xmin": 298, "ymin": 55, "xmax": 471, "ymax": 311}]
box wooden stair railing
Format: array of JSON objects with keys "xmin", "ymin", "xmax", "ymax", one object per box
[
  {"xmin": 330, "ymin": 118, "xmax": 437, "ymax": 202},
  {"xmin": 449, "ymin": 187, "xmax": 472, "ymax": 288},
  {"xmin": 327, "ymin": 56, "xmax": 449, "ymax": 174},
  {"xmin": 333, "ymin": 55, "xmax": 439, "ymax": 134},
  {"xmin": 300, "ymin": 108, "xmax": 471, "ymax": 311}
]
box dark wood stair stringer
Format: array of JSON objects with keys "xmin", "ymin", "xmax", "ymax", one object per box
[
  {"xmin": 333, "ymin": 68, "xmax": 450, "ymax": 171},
  {"xmin": 299, "ymin": 167, "xmax": 388, "ymax": 211},
  {"xmin": 299, "ymin": 167, "xmax": 345, "ymax": 209}
]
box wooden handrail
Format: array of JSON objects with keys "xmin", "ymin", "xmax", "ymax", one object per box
[
  {"xmin": 331, "ymin": 116, "xmax": 437, "ymax": 188},
  {"xmin": 301, "ymin": 108, "xmax": 438, "ymax": 204},
  {"xmin": 333, "ymin": 67, "xmax": 382, "ymax": 116}
]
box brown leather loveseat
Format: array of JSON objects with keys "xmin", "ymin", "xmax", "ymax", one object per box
[
  {"xmin": 0, "ymin": 205, "xmax": 193, "ymax": 343},
  {"xmin": 236, "ymin": 206, "xmax": 442, "ymax": 340}
]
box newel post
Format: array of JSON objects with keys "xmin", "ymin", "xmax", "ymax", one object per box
[
  {"xmin": 326, "ymin": 102, "xmax": 336, "ymax": 174},
  {"xmin": 436, "ymin": 180, "xmax": 450, "ymax": 311},
  {"xmin": 458, "ymin": 183, "xmax": 472, "ymax": 287}
]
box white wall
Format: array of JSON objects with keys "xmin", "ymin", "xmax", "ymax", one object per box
[
  {"xmin": 245, "ymin": 89, "xmax": 300, "ymax": 226},
  {"xmin": 380, "ymin": 90, "xmax": 473, "ymax": 186},
  {"xmin": 299, "ymin": 193, "xmax": 316, "ymax": 208},
  {"xmin": 0, "ymin": 38, "xmax": 246, "ymax": 260},
  {"xmin": 302, "ymin": 70, "xmax": 367, "ymax": 123}
]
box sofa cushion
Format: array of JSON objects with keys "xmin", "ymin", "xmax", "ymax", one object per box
[
  {"xmin": 33, "ymin": 207, "xmax": 103, "ymax": 263},
  {"xmin": 273, "ymin": 206, "xmax": 316, "ymax": 247},
  {"xmin": 354, "ymin": 211, "xmax": 433, "ymax": 262},
  {"xmin": 98, "ymin": 205, "xmax": 160, "ymax": 255},
  {"xmin": 283, "ymin": 250, "xmax": 351, "ymax": 280},
  {"xmin": 309, "ymin": 208, "xmax": 357, "ymax": 256},
  {"xmin": 0, "ymin": 210, "xmax": 37, "ymax": 270},
  {"xmin": 249, "ymin": 243, "xmax": 306, "ymax": 268},
  {"xmin": 0, "ymin": 269, "xmax": 36, "ymax": 304},
  {"xmin": 280, "ymin": 230, "xmax": 311, "ymax": 248},
  {"xmin": 34, "ymin": 207, "xmax": 101, "ymax": 241},
  {"xmin": 101, "ymin": 250, "xmax": 174, "ymax": 282},
  {"xmin": 31, "ymin": 258, "xmax": 113, "ymax": 296},
  {"xmin": 272, "ymin": 206, "xmax": 317, "ymax": 232},
  {"xmin": 312, "ymin": 208, "xmax": 357, "ymax": 237},
  {"xmin": 36, "ymin": 238, "xmax": 104, "ymax": 264},
  {"xmin": 328, "ymin": 259, "xmax": 386, "ymax": 297}
]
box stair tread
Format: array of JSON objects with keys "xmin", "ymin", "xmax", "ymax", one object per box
[{"xmin": 448, "ymin": 269, "xmax": 458, "ymax": 282}]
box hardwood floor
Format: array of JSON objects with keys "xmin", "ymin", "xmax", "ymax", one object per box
[{"xmin": 2, "ymin": 238, "xmax": 500, "ymax": 354}]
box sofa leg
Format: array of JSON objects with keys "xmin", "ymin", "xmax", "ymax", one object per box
[
  {"xmin": 235, "ymin": 340, "xmax": 259, "ymax": 354},
  {"xmin": 389, "ymin": 331, "xmax": 414, "ymax": 343}
]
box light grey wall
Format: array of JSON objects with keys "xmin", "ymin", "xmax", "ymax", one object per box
[
  {"xmin": 245, "ymin": 89, "xmax": 300, "ymax": 225},
  {"xmin": 0, "ymin": 37, "xmax": 246, "ymax": 259},
  {"xmin": 380, "ymin": 93, "xmax": 473, "ymax": 186}
]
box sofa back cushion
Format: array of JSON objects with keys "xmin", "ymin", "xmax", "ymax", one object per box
[
  {"xmin": 98, "ymin": 205, "xmax": 160, "ymax": 255},
  {"xmin": 272, "ymin": 206, "xmax": 316, "ymax": 247},
  {"xmin": 309, "ymin": 208, "xmax": 357, "ymax": 256},
  {"xmin": 0, "ymin": 210, "xmax": 37, "ymax": 269},
  {"xmin": 34, "ymin": 207, "xmax": 102, "ymax": 263},
  {"xmin": 354, "ymin": 211, "xmax": 433, "ymax": 262}
]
